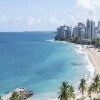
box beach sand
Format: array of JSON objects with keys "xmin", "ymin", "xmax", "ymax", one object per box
[
  {"xmin": 85, "ymin": 46, "xmax": 100, "ymax": 74},
  {"xmin": 75, "ymin": 45, "xmax": 100, "ymax": 100}
]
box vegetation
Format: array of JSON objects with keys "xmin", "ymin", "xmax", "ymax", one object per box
[
  {"xmin": 58, "ymin": 74, "xmax": 100, "ymax": 100},
  {"xmin": 10, "ymin": 91, "xmax": 20, "ymax": 100},
  {"xmin": 91, "ymin": 38, "xmax": 100, "ymax": 46},
  {"xmin": 58, "ymin": 82, "xmax": 75, "ymax": 100},
  {"xmin": 73, "ymin": 36, "xmax": 80, "ymax": 43},
  {"xmin": 78, "ymin": 79, "xmax": 87, "ymax": 100}
]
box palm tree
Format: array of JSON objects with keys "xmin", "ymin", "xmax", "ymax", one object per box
[
  {"xmin": 88, "ymin": 84, "xmax": 95, "ymax": 100},
  {"xmin": 93, "ymin": 74, "xmax": 100, "ymax": 98},
  {"xmin": 10, "ymin": 91, "xmax": 20, "ymax": 100},
  {"xmin": 58, "ymin": 81, "xmax": 70, "ymax": 100},
  {"xmin": 78, "ymin": 79, "xmax": 87, "ymax": 100},
  {"xmin": 68, "ymin": 85, "xmax": 75, "ymax": 100}
]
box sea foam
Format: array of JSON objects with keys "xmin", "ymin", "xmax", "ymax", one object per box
[{"xmin": 75, "ymin": 44, "xmax": 95, "ymax": 85}]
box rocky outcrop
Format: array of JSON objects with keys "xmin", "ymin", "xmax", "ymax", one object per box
[
  {"xmin": 1, "ymin": 87, "xmax": 33, "ymax": 100},
  {"xmin": 19, "ymin": 88, "xmax": 33, "ymax": 100}
]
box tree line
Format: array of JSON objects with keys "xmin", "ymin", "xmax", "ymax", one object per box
[{"xmin": 58, "ymin": 74, "xmax": 100, "ymax": 100}]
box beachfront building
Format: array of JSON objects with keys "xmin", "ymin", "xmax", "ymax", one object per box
[
  {"xmin": 86, "ymin": 19, "xmax": 96, "ymax": 41},
  {"xmin": 55, "ymin": 19, "xmax": 100, "ymax": 43},
  {"xmin": 73, "ymin": 23, "xmax": 86, "ymax": 41},
  {"xmin": 98, "ymin": 21, "xmax": 100, "ymax": 29},
  {"xmin": 55, "ymin": 25, "xmax": 72, "ymax": 40},
  {"xmin": 78, "ymin": 23, "xmax": 86, "ymax": 41},
  {"xmin": 96, "ymin": 21, "xmax": 100, "ymax": 39},
  {"xmin": 73, "ymin": 26, "xmax": 78, "ymax": 37}
]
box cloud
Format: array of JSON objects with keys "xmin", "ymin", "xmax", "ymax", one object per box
[
  {"xmin": 49, "ymin": 15, "xmax": 59, "ymax": 25},
  {"xmin": 76, "ymin": 0, "xmax": 100, "ymax": 20},
  {"xmin": 14, "ymin": 17, "xmax": 23, "ymax": 25},
  {"xmin": 27, "ymin": 16, "xmax": 41, "ymax": 26},
  {"xmin": 76, "ymin": 0, "xmax": 95, "ymax": 11},
  {"xmin": 16, "ymin": 17, "xmax": 23, "ymax": 23},
  {"xmin": 49, "ymin": 14, "xmax": 68, "ymax": 26},
  {"xmin": 0, "ymin": 16, "xmax": 8, "ymax": 24}
]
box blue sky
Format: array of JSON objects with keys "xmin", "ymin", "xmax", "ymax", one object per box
[{"xmin": 0, "ymin": 0, "xmax": 100, "ymax": 31}]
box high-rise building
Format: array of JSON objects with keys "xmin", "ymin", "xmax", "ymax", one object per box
[
  {"xmin": 73, "ymin": 23, "xmax": 85, "ymax": 41},
  {"xmin": 96, "ymin": 21, "xmax": 100, "ymax": 38},
  {"xmin": 78, "ymin": 23, "xmax": 86, "ymax": 40},
  {"xmin": 55, "ymin": 25, "xmax": 72, "ymax": 40},
  {"xmin": 73, "ymin": 26, "xmax": 78, "ymax": 37},
  {"xmin": 86, "ymin": 19, "xmax": 95, "ymax": 41},
  {"xmin": 98, "ymin": 21, "xmax": 100, "ymax": 29}
]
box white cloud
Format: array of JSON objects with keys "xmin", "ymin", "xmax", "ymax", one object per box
[
  {"xmin": 27, "ymin": 16, "xmax": 41, "ymax": 25},
  {"xmin": 49, "ymin": 14, "xmax": 68, "ymax": 26},
  {"xmin": 76, "ymin": 0, "xmax": 95, "ymax": 11},
  {"xmin": 49, "ymin": 15, "xmax": 59, "ymax": 25},
  {"xmin": 14, "ymin": 17, "xmax": 23, "ymax": 25},
  {"xmin": 0, "ymin": 16, "xmax": 8, "ymax": 24},
  {"xmin": 16, "ymin": 17, "xmax": 23, "ymax": 23},
  {"xmin": 76, "ymin": 0, "xmax": 100, "ymax": 20}
]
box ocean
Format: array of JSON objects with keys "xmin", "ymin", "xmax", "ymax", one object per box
[{"xmin": 0, "ymin": 32, "xmax": 94, "ymax": 100}]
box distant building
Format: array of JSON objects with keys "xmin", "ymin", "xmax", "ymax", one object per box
[
  {"xmin": 86, "ymin": 19, "xmax": 96, "ymax": 41},
  {"xmin": 78, "ymin": 23, "xmax": 86, "ymax": 40},
  {"xmin": 55, "ymin": 25, "xmax": 71, "ymax": 40},
  {"xmin": 55, "ymin": 18, "xmax": 100, "ymax": 42},
  {"xmin": 98, "ymin": 21, "xmax": 100, "ymax": 29},
  {"xmin": 73, "ymin": 23, "xmax": 86, "ymax": 41},
  {"xmin": 96, "ymin": 21, "xmax": 100, "ymax": 38},
  {"xmin": 73, "ymin": 26, "xmax": 78, "ymax": 37}
]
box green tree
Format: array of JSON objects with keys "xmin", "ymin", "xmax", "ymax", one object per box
[
  {"xmin": 78, "ymin": 79, "xmax": 87, "ymax": 100},
  {"xmin": 10, "ymin": 91, "xmax": 20, "ymax": 100},
  {"xmin": 58, "ymin": 81, "xmax": 70, "ymax": 100},
  {"xmin": 74, "ymin": 36, "xmax": 80, "ymax": 43},
  {"xmin": 88, "ymin": 84, "xmax": 95, "ymax": 100},
  {"xmin": 68, "ymin": 85, "xmax": 75, "ymax": 100},
  {"xmin": 93, "ymin": 74, "xmax": 100, "ymax": 98}
]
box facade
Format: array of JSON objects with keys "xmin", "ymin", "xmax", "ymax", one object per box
[
  {"xmin": 78, "ymin": 23, "xmax": 86, "ymax": 40},
  {"xmin": 73, "ymin": 26, "xmax": 78, "ymax": 37},
  {"xmin": 55, "ymin": 19, "xmax": 100, "ymax": 42},
  {"xmin": 73, "ymin": 23, "xmax": 86, "ymax": 41},
  {"xmin": 86, "ymin": 19, "xmax": 96, "ymax": 41},
  {"xmin": 98, "ymin": 21, "xmax": 100, "ymax": 29},
  {"xmin": 96, "ymin": 21, "xmax": 100, "ymax": 38},
  {"xmin": 56, "ymin": 25, "xmax": 72, "ymax": 40}
]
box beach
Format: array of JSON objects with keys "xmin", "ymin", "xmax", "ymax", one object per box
[
  {"xmin": 85, "ymin": 46, "xmax": 100, "ymax": 74},
  {"xmin": 75, "ymin": 44, "xmax": 100, "ymax": 100},
  {"xmin": 79, "ymin": 44, "xmax": 100, "ymax": 75}
]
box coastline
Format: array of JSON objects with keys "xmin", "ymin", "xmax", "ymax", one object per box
[{"xmin": 80, "ymin": 44, "xmax": 100, "ymax": 75}]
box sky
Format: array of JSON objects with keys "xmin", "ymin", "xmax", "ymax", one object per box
[{"xmin": 0, "ymin": 0, "xmax": 100, "ymax": 31}]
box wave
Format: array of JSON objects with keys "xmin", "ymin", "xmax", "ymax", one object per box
[
  {"xmin": 46, "ymin": 39, "xmax": 67, "ymax": 44},
  {"xmin": 75, "ymin": 44, "xmax": 95, "ymax": 85},
  {"xmin": 84, "ymin": 55, "xmax": 95, "ymax": 85},
  {"xmin": 27, "ymin": 91, "xmax": 58, "ymax": 100}
]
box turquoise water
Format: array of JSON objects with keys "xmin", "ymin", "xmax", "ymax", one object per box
[{"xmin": 0, "ymin": 32, "xmax": 94, "ymax": 99}]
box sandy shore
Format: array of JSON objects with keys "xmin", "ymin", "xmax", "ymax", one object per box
[
  {"xmin": 82, "ymin": 45, "xmax": 100, "ymax": 74},
  {"xmin": 75, "ymin": 44, "xmax": 100, "ymax": 100}
]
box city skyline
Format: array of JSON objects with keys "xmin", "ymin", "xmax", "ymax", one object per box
[{"xmin": 0, "ymin": 0, "xmax": 100, "ymax": 31}]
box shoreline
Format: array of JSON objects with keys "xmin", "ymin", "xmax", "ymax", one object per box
[{"xmin": 82, "ymin": 44, "xmax": 100, "ymax": 75}]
